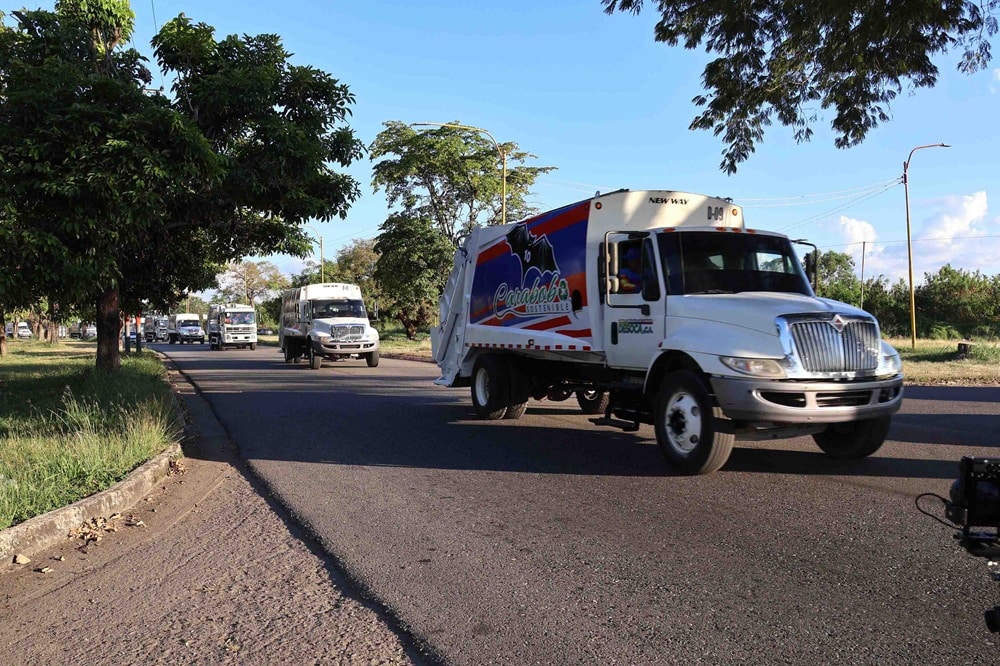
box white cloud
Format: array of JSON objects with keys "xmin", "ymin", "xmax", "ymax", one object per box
[
  {"xmin": 835, "ymin": 191, "xmax": 1000, "ymax": 283},
  {"xmin": 992, "ymin": 68, "xmax": 1000, "ymax": 93}
]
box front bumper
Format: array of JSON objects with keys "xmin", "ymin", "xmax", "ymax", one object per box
[
  {"xmin": 311, "ymin": 338, "xmax": 378, "ymax": 357},
  {"xmin": 711, "ymin": 374, "xmax": 903, "ymax": 424}
]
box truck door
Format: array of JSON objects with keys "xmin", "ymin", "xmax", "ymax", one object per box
[{"xmin": 604, "ymin": 234, "xmax": 666, "ymax": 370}]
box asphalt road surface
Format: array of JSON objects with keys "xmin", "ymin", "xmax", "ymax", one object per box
[{"xmin": 161, "ymin": 343, "xmax": 1000, "ymax": 665}]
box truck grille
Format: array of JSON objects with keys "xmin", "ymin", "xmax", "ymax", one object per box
[
  {"xmin": 788, "ymin": 318, "xmax": 879, "ymax": 373},
  {"xmin": 330, "ymin": 325, "xmax": 365, "ymax": 342}
]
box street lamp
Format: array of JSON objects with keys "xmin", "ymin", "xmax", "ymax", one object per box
[
  {"xmin": 411, "ymin": 122, "xmax": 507, "ymax": 226},
  {"xmin": 304, "ymin": 224, "xmax": 325, "ymax": 283},
  {"xmin": 903, "ymin": 142, "xmax": 949, "ymax": 348}
]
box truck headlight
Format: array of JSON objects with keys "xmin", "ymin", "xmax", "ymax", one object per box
[
  {"xmin": 719, "ymin": 356, "xmax": 787, "ymax": 378},
  {"xmin": 876, "ymin": 341, "xmax": 902, "ymax": 378}
]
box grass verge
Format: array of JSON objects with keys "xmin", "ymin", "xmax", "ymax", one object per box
[
  {"xmin": 890, "ymin": 337, "xmax": 1000, "ymax": 385},
  {"xmin": 0, "ymin": 341, "xmax": 179, "ymax": 530}
]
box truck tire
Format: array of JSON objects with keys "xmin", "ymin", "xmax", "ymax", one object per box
[
  {"xmin": 366, "ymin": 349, "xmax": 379, "ymax": 367},
  {"xmin": 576, "ymin": 390, "xmax": 610, "ymax": 415},
  {"xmin": 283, "ymin": 344, "xmax": 294, "ymax": 363},
  {"xmin": 471, "ymin": 355, "xmax": 509, "ymax": 420},
  {"xmin": 250, "ymin": 343, "xmax": 257, "ymax": 351},
  {"xmin": 812, "ymin": 416, "xmax": 890, "ymax": 459},
  {"xmin": 309, "ymin": 344, "xmax": 322, "ymax": 370},
  {"xmin": 653, "ymin": 370, "xmax": 735, "ymax": 475},
  {"xmin": 503, "ymin": 365, "xmax": 530, "ymax": 420}
]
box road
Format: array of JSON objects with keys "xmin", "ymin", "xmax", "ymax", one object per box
[{"xmin": 162, "ymin": 343, "xmax": 1000, "ymax": 665}]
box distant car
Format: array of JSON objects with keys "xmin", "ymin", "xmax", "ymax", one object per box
[
  {"xmin": 83, "ymin": 325, "xmax": 97, "ymax": 338},
  {"xmin": 257, "ymin": 328, "xmax": 275, "ymax": 335},
  {"xmin": 16, "ymin": 322, "xmax": 31, "ymax": 339}
]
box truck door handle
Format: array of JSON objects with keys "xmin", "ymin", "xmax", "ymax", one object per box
[{"xmin": 611, "ymin": 321, "xmax": 618, "ymax": 345}]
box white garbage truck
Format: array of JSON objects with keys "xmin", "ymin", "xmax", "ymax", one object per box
[
  {"xmin": 431, "ymin": 189, "xmax": 904, "ymax": 474},
  {"xmin": 279, "ymin": 283, "xmax": 380, "ymax": 369},
  {"xmin": 207, "ymin": 303, "xmax": 258, "ymax": 351},
  {"xmin": 167, "ymin": 312, "xmax": 205, "ymax": 344}
]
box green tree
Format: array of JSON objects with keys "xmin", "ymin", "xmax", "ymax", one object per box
[
  {"xmin": 0, "ymin": 6, "xmax": 362, "ymax": 370},
  {"xmin": 602, "ymin": 1, "xmax": 998, "ymax": 173},
  {"xmin": 916, "ymin": 264, "xmax": 998, "ymax": 338},
  {"xmin": 218, "ymin": 260, "xmax": 289, "ymax": 305},
  {"xmin": 370, "ymin": 121, "xmax": 556, "ymax": 245},
  {"xmin": 328, "ymin": 239, "xmax": 381, "ymax": 315},
  {"xmin": 861, "ymin": 276, "xmax": 909, "ymax": 338},
  {"xmin": 815, "ymin": 251, "xmax": 861, "ymax": 306},
  {"xmin": 373, "ymin": 215, "xmax": 454, "ymax": 338}
]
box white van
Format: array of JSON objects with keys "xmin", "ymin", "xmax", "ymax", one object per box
[{"xmin": 16, "ymin": 322, "xmax": 31, "ymax": 339}]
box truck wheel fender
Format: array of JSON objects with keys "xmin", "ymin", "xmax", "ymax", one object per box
[{"xmin": 644, "ymin": 351, "xmax": 703, "ymax": 398}]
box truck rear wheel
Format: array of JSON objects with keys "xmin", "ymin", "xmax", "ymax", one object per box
[
  {"xmin": 576, "ymin": 390, "xmax": 610, "ymax": 415},
  {"xmin": 366, "ymin": 349, "xmax": 379, "ymax": 367},
  {"xmin": 812, "ymin": 416, "xmax": 890, "ymax": 459},
  {"xmin": 503, "ymin": 365, "xmax": 530, "ymax": 420},
  {"xmin": 309, "ymin": 344, "xmax": 322, "ymax": 370},
  {"xmin": 471, "ymin": 355, "xmax": 509, "ymax": 420},
  {"xmin": 653, "ymin": 370, "xmax": 735, "ymax": 475}
]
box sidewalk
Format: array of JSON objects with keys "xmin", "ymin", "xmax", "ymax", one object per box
[{"xmin": 0, "ymin": 360, "xmax": 429, "ymax": 665}]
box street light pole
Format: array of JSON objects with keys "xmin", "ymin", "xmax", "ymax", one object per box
[
  {"xmin": 304, "ymin": 224, "xmax": 324, "ymax": 283},
  {"xmin": 903, "ymin": 142, "xmax": 949, "ymax": 348},
  {"xmin": 411, "ymin": 122, "xmax": 507, "ymax": 225}
]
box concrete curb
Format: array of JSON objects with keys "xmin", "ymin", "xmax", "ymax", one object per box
[{"xmin": 0, "ymin": 443, "xmax": 181, "ymax": 568}]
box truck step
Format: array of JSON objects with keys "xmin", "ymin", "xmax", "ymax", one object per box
[{"xmin": 589, "ymin": 416, "xmax": 640, "ymax": 433}]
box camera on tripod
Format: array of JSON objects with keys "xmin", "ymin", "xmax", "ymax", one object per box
[{"xmin": 947, "ymin": 456, "xmax": 1000, "ymax": 557}]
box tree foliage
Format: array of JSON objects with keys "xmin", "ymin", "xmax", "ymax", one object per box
[
  {"xmin": 0, "ymin": 6, "xmax": 362, "ymax": 369},
  {"xmin": 217, "ymin": 260, "xmax": 288, "ymax": 305},
  {"xmin": 373, "ymin": 215, "xmax": 454, "ymax": 339},
  {"xmin": 370, "ymin": 121, "xmax": 556, "ymax": 245},
  {"xmin": 602, "ymin": 0, "xmax": 998, "ymax": 173},
  {"xmin": 815, "ymin": 251, "xmax": 861, "ymax": 306}
]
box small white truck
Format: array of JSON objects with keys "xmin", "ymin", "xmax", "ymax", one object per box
[
  {"xmin": 207, "ymin": 303, "xmax": 258, "ymax": 351},
  {"xmin": 279, "ymin": 283, "xmax": 380, "ymax": 369},
  {"xmin": 143, "ymin": 315, "xmax": 169, "ymax": 342},
  {"xmin": 167, "ymin": 312, "xmax": 205, "ymax": 344},
  {"xmin": 432, "ymin": 189, "xmax": 904, "ymax": 474}
]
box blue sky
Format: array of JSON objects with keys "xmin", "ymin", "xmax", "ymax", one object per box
[{"xmin": 119, "ymin": 0, "xmax": 1000, "ymax": 285}]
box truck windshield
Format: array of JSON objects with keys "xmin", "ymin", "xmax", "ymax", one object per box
[
  {"xmin": 658, "ymin": 231, "xmax": 812, "ymax": 296},
  {"xmin": 225, "ymin": 312, "xmax": 256, "ymax": 325},
  {"xmin": 312, "ymin": 299, "xmax": 366, "ymax": 319},
  {"xmin": 178, "ymin": 319, "xmax": 199, "ymax": 327}
]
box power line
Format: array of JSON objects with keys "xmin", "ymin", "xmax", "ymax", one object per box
[
  {"xmin": 738, "ymin": 177, "xmax": 903, "ymax": 206},
  {"xmin": 776, "ymin": 181, "xmax": 901, "ymax": 233}
]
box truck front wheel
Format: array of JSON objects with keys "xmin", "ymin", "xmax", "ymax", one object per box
[
  {"xmin": 471, "ymin": 355, "xmax": 509, "ymax": 420},
  {"xmin": 366, "ymin": 349, "xmax": 379, "ymax": 367},
  {"xmin": 309, "ymin": 344, "xmax": 322, "ymax": 370},
  {"xmin": 812, "ymin": 416, "xmax": 890, "ymax": 459},
  {"xmin": 653, "ymin": 370, "xmax": 735, "ymax": 475}
]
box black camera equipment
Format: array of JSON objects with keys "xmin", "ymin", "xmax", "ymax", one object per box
[
  {"xmin": 917, "ymin": 456, "xmax": 1000, "ymax": 632},
  {"xmin": 947, "ymin": 456, "xmax": 1000, "ymax": 557}
]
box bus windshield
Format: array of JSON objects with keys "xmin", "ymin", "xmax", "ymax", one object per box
[{"xmin": 312, "ymin": 299, "xmax": 366, "ymax": 319}]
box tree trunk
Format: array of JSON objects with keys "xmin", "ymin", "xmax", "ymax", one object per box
[
  {"xmin": 0, "ymin": 310, "xmax": 7, "ymax": 357},
  {"xmin": 96, "ymin": 288, "xmax": 121, "ymax": 372}
]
